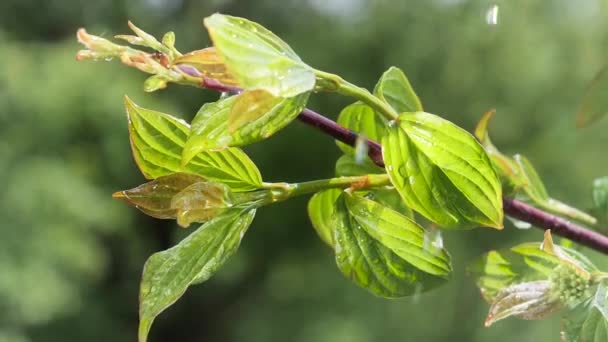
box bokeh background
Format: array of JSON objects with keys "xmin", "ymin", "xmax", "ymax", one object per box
[{"xmin": 1, "ymin": 0, "xmax": 608, "ymax": 341}]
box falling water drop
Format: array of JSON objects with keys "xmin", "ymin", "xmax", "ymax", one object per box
[
  {"xmin": 354, "ymin": 135, "xmax": 369, "ymax": 164},
  {"xmin": 485, "ymin": 4, "xmax": 499, "ymax": 26},
  {"xmin": 219, "ymin": 92, "xmax": 230, "ymax": 99}
]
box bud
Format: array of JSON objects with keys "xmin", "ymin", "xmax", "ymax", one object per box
[
  {"xmin": 174, "ymin": 48, "xmax": 239, "ymax": 86},
  {"xmin": 485, "ymin": 281, "xmax": 562, "ymax": 327},
  {"xmin": 113, "ymin": 173, "xmax": 234, "ymax": 227}
]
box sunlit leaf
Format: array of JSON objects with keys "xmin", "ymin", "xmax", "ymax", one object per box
[
  {"xmin": 138, "ymin": 207, "xmax": 255, "ymax": 342},
  {"xmin": 181, "ymin": 90, "xmax": 309, "ymax": 161},
  {"xmin": 124, "ymin": 96, "xmax": 262, "ymax": 191},
  {"xmin": 336, "ymin": 101, "xmax": 387, "ymax": 154},
  {"xmin": 383, "ymin": 112, "xmax": 503, "ymax": 229},
  {"xmin": 174, "ymin": 47, "xmax": 239, "ymax": 86},
  {"xmin": 329, "ymin": 192, "xmax": 450, "ymax": 298},
  {"xmin": 577, "ymin": 66, "xmax": 608, "ymax": 128},
  {"xmin": 204, "ymin": 13, "xmax": 315, "ymax": 97},
  {"xmin": 373, "ymin": 66, "xmax": 422, "ymax": 113},
  {"xmin": 484, "ymin": 281, "xmax": 560, "ymax": 327},
  {"xmin": 307, "ymin": 189, "xmax": 342, "ymax": 247},
  {"xmin": 360, "ymin": 187, "xmax": 414, "ymax": 219},
  {"xmin": 170, "ymin": 181, "xmax": 234, "ymax": 227}
]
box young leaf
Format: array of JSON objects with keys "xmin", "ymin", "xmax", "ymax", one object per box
[
  {"xmin": 383, "ymin": 112, "xmax": 503, "ymax": 229},
  {"xmin": 124, "ymin": 96, "xmax": 262, "ymax": 191},
  {"xmin": 373, "ymin": 66, "xmax": 423, "ymax": 113},
  {"xmin": 138, "ymin": 207, "xmax": 256, "ymax": 342},
  {"xmin": 204, "ymin": 13, "xmax": 315, "ymax": 97},
  {"xmin": 484, "ymin": 281, "xmax": 561, "ymax": 327},
  {"xmin": 113, "ymin": 173, "xmax": 235, "ymax": 227},
  {"xmin": 112, "ymin": 173, "xmax": 206, "ymax": 219},
  {"xmin": 330, "ymin": 192, "xmax": 450, "ymax": 298},
  {"xmin": 181, "ymin": 90, "xmax": 309, "ymax": 161},
  {"xmin": 592, "ymin": 176, "xmax": 608, "ymax": 224},
  {"xmin": 469, "ymin": 232, "xmax": 596, "ymax": 303},
  {"xmin": 336, "ymin": 102, "xmax": 387, "ymax": 154},
  {"xmin": 170, "ymin": 181, "xmax": 234, "ymax": 227},
  {"xmin": 577, "ymin": 65, "xmax": 608, "ymax": 128},
  {"xmin": 174, "ymin": 47, "xmax": 239, "ymax": 86},
  {"xmin": 307, "ymin": 189, "xmax": 342, "ymax": 247},
  {"xmin": 335, "ymin": 154, "xmax": 384, "ymax": 177}
]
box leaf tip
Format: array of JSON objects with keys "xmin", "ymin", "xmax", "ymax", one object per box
[{"xmin": 112, "ymin": 191, "xmax": 126, "ymax": 199}]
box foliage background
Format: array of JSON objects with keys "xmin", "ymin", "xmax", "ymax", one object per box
[{"xmin": 1, "ymin": 0, "xmax": 608, "ymax": 341}]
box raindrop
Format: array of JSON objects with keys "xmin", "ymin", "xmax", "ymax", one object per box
[
  {"xmin": 485, "ymin": 4, "xmax": 499, "ymax": 26},
  {"xmin": 104, "ymin": 57, "xmax": 114, "ymax": 62},
  {"xmin": 219, "ymin": 92, "xmax": 230, "ymax": 99},
  {"xmin": 354, "ymin": 135, "xmax": 369, "ymax": 164}
]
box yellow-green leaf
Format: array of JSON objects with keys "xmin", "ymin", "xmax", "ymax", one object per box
[
  {"xmin": 373, "ymin": 66, "xmax": 422, "ymax": 113},
  {"xmin": 174, "ymin": 47, "xmax": 239, "ymax": 86},
  {"xmin": 307, "ymin": 189, "xmax": 341, "ymax": 247},
  {"xmin": 181, "ymin": 90, "xmax": 309, "ymax": 161},
  {"xmin": 336, "ymin": 101, "xmax": 387, "ymax": 154},
  {"xmin": 204, "ymin": 14, "xmax": 315, "ymax": 97},
  {"xmin": 124, "ymin": 96, "xmax": 262, "ymax": 191},
  {"xmin": 383, "ymin": 112, "xmax": 503, "ymax": 229}
]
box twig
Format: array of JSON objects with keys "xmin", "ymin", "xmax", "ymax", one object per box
[{"xmin": 179, "ymin": 66, "xmax": 608, "ymax": 255}]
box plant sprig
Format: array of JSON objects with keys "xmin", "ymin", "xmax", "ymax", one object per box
[{"xmin": 76, "ymin": 13, "xmax": 607, "ymax": 342}]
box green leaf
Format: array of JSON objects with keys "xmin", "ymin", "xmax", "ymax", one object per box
[
  {"xmin": 335, "ymin": 154, "xmax": 384, "ymax": 177},
  {"xmin": 577, "ymin": 65, "xmax": 608, "ymax": 128},
  {"xmin": 307, "ymin": 189, "xmax": 341, "ymax": 247},
  {"xmin": 331, "ymin": 192, "xmax": 450, "ymax": 297},
  {"xmin": 182, "ymin": 90, "xmax": 309, "ymax": 161},
  {"xmin": 124, "ymin": 96, "xmax": 262, "ymax": 191},
  {"xmin": 383, "ymin": 112, "xmax": 503, "ymax": 229},
  {"xmin": 373, "ymin": 66, "xmax": 422, "ymax": 113},
  {"xmin": 592, "ymin": 177, "xmax": 608, "ymax": 224},
  {"xmin": 203, "ymin": 13, "xmax": 315, "ymax": 97},
  {"xmin": 138, "ymin": 207, "xmax": 256, "ymax": 342},
  {"xmin": 336, "ymin": 102, "xmax": 387, "ymax": 154},
  {"xmin": 562, "ymin": 285, "xmax": 608, "ymax": 342},
  {"xmin": 359, "ymin": 187, "xmax": 414, "ymax": 219}
]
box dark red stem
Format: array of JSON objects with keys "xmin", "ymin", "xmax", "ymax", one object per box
[{"xmin": 179, "ymin": 65, "xmax": 608, "ymax": 255}]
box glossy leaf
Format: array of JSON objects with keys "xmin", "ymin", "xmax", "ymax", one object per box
[
  {"xmin": 170, "ymin": 181, "xmax": 234, "ymax": 227},
  {"xmin": 360, "ymin": 187, "xmax": 414, "ymax": 219},
  {"xmin": 307, "ymin": 189, "xmax": 341, "ymax": 247},
  {"xmin": 373, "ymin": 66, "xmax": 422, "ymax": 113},
  {"xmin": 112, "ymin": 173, "xmax": 206, "ymax": 219},
  {"xmin": 174, "ymin": 47, "xmax": 239, "ymax": 86},
  {"xmin": 331, "ymin": 192, "xmax": 450, "ymax": 298},
  {"xmin": 383, "ymin": 112, "xmax": 503, "ymax": 229},
  {"xmin": 124, "ymin": 96, "xmax": 263, "ymax": 191},
  {"xmin": 204, "ymin": 13, "xmax": 315, "ymax": 97},
  {"xmin": 113, "ymin": 173, "xmax": 235, "ymax": 227},
  {"xmin": 577, "ymin": 66, "xmax": 608, "ymax": 128},
  {"xmin": 138, "ymin": 207, "xmax": 256, "ymax": 342},
  {"xmin": 484, "ymin": 281, "xmax": 560, "ymax": 327},
  {"xmin": 143, "ymin": 75, "xmax": 168, "ymax": 92},
  {"xmin": 181, "ymin": 90, "xmax": 309, "ymax": 161},
  {"xmin": 336, "ymin": 102, "xmax": 387, "ymax": 154}
]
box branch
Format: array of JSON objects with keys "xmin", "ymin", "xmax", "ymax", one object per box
[
  {"xmin": 298, "ymin": 108, "xmax": 608, "ymax": 255},
  {"xmin": 180, "ymin": 66, "xmax": 608, "ymax": 255}
]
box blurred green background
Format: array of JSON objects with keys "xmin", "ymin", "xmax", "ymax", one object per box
[{"xmin": 1, "ymin": 0, "xmax": 608, "ymax": 341}]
